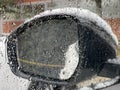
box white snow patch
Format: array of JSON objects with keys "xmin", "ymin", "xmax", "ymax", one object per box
[
  {"xmin": 0, "ymin": 36, "xmax": 30, "ymax": 90},
  {"xmin": 78, "ymin": 87, "xmax": 93, "ymax": 90},
  {"xmin": 24, "ymin": 7, "xmax": 118, "ymax": 46},
  {"xmin": 94, "ymin": 76, "xmax": 120, "ymax": 89},
  {"xmin": 78, "ymin": 76, "xmax": 120, "ymax": 90},
  {"xmin": 59, "ymin": 41, "xmax": 79, "ymax": 80}
]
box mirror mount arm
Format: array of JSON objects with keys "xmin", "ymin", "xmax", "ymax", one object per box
[{"xmin": 98, "ymin": 58, "xmax": 120, "ymax": 78}]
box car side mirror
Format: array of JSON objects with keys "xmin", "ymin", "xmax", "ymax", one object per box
[{"xmin": 6, "ymin": 8, "xmax": 118, "ymax": 86}]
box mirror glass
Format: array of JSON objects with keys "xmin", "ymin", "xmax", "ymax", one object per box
[{"xmin": 17, "ymin": 17, "xmax": 79, "ymax": 80}]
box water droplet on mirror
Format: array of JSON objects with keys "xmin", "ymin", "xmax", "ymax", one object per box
[
  {"xmin": 62, "ymin": 49, "xmax": 65, "ymax": 53},
  {"xmin": 18, "ymin": 66, "xmax": 21, "ymax": 70},
  {"xmin": 29, "ymin": 77, "xmax": 32, "ymax": 81},
  {"xmin": 9, "ymin": 61, "xmax": 12, "ymax": 65}
]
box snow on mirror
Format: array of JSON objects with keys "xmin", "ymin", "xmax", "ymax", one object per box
[
  {"xmin": 7, "ymin": 8, "xmax": 118, "ymax": 87},
  {"xmin": 16, "ymin": 16, "xmax": 79, "ymax": 80}
]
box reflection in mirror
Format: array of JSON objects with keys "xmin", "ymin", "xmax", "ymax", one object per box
[{"xmin": 17, "ymin": 17, "xmax": 79, "ymax": 80}]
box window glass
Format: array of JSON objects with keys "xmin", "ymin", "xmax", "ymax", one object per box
[{"xmin": 1, "ymin": 0, "xmax": 120, "ymax": 90}]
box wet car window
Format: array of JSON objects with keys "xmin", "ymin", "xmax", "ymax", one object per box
[{"xmin": 0, "ymin": 0, "xmax": 120, "ymax": 90}]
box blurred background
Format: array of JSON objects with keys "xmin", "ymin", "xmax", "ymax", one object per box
[{"xmin": 0, "ymin": 0, "xmax": 120, "ymax": 53}]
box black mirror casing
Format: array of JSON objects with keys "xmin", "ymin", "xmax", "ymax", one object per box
[{"xmin": 7, "ymin": 8, "xmax": 118, "ymax": 86}]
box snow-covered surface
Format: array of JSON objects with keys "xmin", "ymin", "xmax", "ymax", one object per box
[
  {"xmin": 79, "ymin": 87, "xmax": 93, "ymax": 90},
  {"xmin": 60, "ymin": 41, "xmax": 79, "ymax": 80},
  {"xmin": 94, "ymin": 76, "xmax": 120, "ymax": 89},
  {"xmin": 0, "ymin": 36, "xmax": 30, "ymax": 90},
  {"xmin": 24, "ymin": 7, "xmax": 118, "ymax": 46},
  {"xmin": 108, "ymin": 58, "xmax": 120, "ymax": 65},
  {"xmin": 79, "ymin": 76, "xmax": 120, "ymax": 90}
]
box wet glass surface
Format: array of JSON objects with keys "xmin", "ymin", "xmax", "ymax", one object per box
[
  {"xmin": 17, "ymin": 18, "xmax": 78, "ymax": 79},
  {"xmin": 1, "ymin": 0, "xmax": 120, "ymax": 90}
]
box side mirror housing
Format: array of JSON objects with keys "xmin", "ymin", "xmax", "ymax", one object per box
[{"xmin": 7, "ymin": 8, "xmax": 118, "ymax": 86}]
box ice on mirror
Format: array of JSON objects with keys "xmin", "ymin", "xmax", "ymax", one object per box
[{"xmin": 60, "ymin": 41, "xmax": 79, "ymax": 80}]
